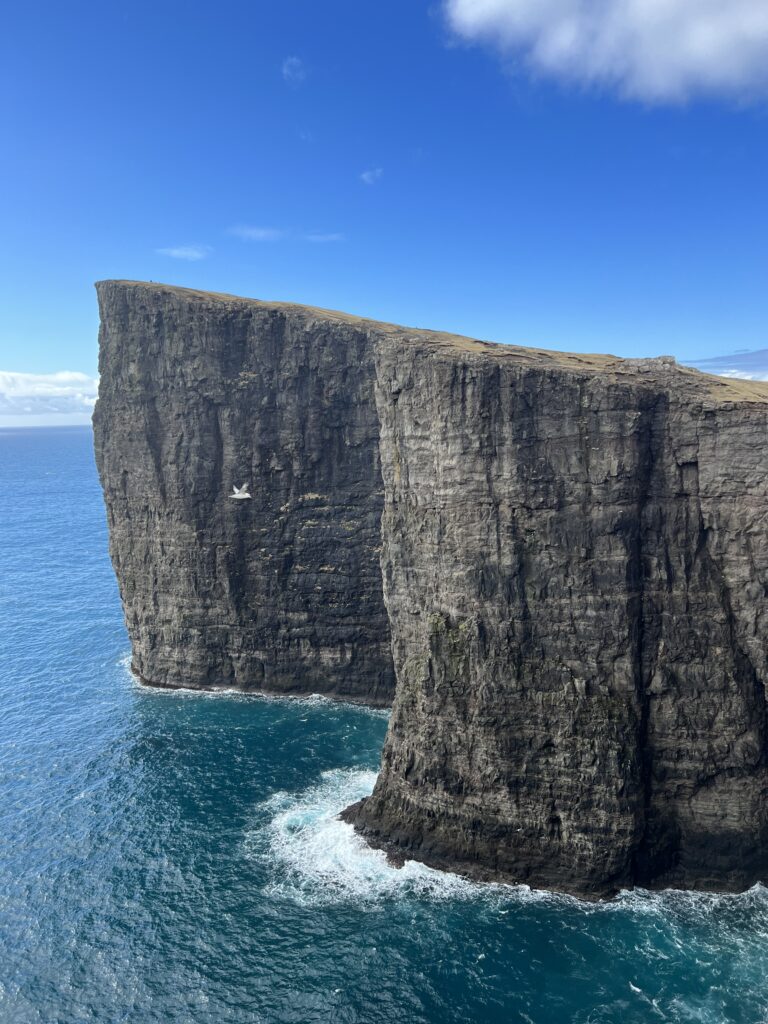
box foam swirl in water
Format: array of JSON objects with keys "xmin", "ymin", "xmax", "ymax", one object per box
[
  {"xmin": 246, "ymin": 768, "xmax": 552, "ymax": 907},
  {"xmin": 249, "ymin": 764, "xmax": 768, "ymax": 933}
]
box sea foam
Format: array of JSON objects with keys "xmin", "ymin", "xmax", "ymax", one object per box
[
  {"xmin": 247, "ymin": 762, "xmax": 768, "ymax": 928},
  {"xmin": 120, "ymin": 651, "xmax": 389, "ymax": 714},
  {"xmin": 245, "ymin": 767, "xmax": 551, "ymax": 908}
]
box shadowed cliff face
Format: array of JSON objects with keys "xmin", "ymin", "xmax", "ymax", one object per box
[
  {"xmin": 96, "ymin": 281, "xmax": 768, "ymax": 896},
  {"xmin": 93, "ymin": 281, "xmax": 395, "ymax": 705},
  {"xmin": 344, "ymin": 340, "xmax": 768, "ymax": 896}
]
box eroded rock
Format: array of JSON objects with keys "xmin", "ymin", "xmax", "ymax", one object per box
[{"xmin": 95, "ymin": 281, "xmax": 768, "ymax": 895}]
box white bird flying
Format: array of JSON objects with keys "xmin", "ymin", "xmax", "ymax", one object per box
[{"xmin": 230, "ymin": 483, "xmax": 251, "ymax": 500}]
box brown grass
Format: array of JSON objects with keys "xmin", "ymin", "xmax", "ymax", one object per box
[{"xmin": 97, "ymin": 280, "xmax": 768, "ymax": 405}]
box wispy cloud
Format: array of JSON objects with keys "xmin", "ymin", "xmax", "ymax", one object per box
[
  {"xmin": 444, "ymin": 0, "xmax": 768, "ymax": 103},
  {"xmin": 156, "ymin": 245, "xmax": 210, "ymax": 261},
  {"xmin": 0, "ymin": 370, "xmax": 98, "ymax": 426},
  {"xmin": 304, "ymin": 232, "xmax": 345, "ymax": 243},
  {"xmin": 716, "ymin": 369, "xmax": 768, "ymax": 381},
  {"xmin": 282, "ymin": 56, "xmax": 307, "ymax": 86},
  {"xmin": 360, "ymin": 168, "xmax": 383, "ymax": 185},
  {"xmin": 229, "ymin": 225, "xmax": 344, "ymax": 243},
  {"xmin": 229, "ymin": 225, "xmax": 285, "ymax": 241},
  {"xmin": 687, "ymin": 349, "xmax": 768, "ymax": 380}
]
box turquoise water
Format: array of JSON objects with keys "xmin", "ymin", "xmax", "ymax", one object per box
[{"xmin": 2, "ymin": 427, "xmax": 768, "ymax": 1024}]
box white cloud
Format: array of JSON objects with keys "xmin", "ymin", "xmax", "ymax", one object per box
[
  {"xmin": 360, "ymin": 168, "xmax": 383, "ymax": 185},
  {"xmin": 444, "ymin": 0, "xmax": 768, "ymax": 102},
  {"xmin": 282, "ymin": 56, "xmax": 307, "ymax": 85},
  {"xmin": 304, "ymin": 232, "xmax": 345, "ymax": 243},
  {"xmin": 156, "ymin": 245, "xmax": 210, "ymax": 261},
  {"xmin": 688, "ymin": 349, "xmax": 768, "ymax": 379},
  {"xmin": 717, "ymin": 369, "xmax": 768, "ymax": 381},
  {"xmin": 229, "ymin": 225, "xmax": 285, "ymax": 241},
  {"xmin": 0, "ymin": 370, "xmax": 98, "ymax": 426},
  {"xmin": 229, "ymin": 225, "xmax": 344, "ymax": 243}
]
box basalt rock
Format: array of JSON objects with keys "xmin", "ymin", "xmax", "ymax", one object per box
[
  {"xmin": 93, "ymin": 281, "xmax": 395, "ymax": 704},
  {"xmin": 344, "ymin": 335, "xmax": 768, "ymax": 896},
  {"xmin": 95, "ymin": 281, "xmax": 768, "ymax": 896}
]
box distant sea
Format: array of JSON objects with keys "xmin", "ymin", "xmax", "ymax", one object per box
[{"xmin": 2, "ymin": 426, "xmax": 768, "ymax": 1024}]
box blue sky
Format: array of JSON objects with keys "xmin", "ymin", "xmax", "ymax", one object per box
[{"xmin": 1, "ymin": 0, "xmax": 767, "ymax": 423}]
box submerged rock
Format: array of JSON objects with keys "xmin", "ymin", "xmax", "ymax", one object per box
[{"xmin": 95, "ymin": 280, "xmax": 768, "ymax": 896}]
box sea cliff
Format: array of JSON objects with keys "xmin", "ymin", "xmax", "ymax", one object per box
[
  {"xmin": 93, "ymin": 281, "xmax": 394, "ymax": 704},
  {"xmin": 345, "ymin": 337, "xmax": 768, "ymax": 896},
  {"xmin": 95, "ymin": 281, "xmax": 768, "ymax": 896}
]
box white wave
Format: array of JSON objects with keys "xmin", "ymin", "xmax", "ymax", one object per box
[
  {"xmin": 118, "ymin": 652, "xmax": 389, "ymax": 715},
  {"xmin": 246, "ymin": 767, "xmax": 551, "ymax": 908},
  {"xmin": 610, "ymin": 881, "xmax": 768, "ymax": 923},
  {"xmin": 119, "ymin": 651, "xmax": 768, "ymax": 924},
  {"xmin": 247, "ymin": 765, "xmax": 768, "ymax": 919}
]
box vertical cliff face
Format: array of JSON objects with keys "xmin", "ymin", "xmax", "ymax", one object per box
[
  {"xmin": 93, "ymin": 281, "xmax": 394, "ymax": 704},
  {"xmin": 345, "ymin": 339, "xmax": 768, "ymax": 896},
  {"xmin": 96, "ymin": 281, "xmax": 768, "ymax": 896}
]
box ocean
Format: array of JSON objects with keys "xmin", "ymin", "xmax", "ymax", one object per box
[{"xmin": 1, "ymin": 425, "xmax": 768, "ymax": 1023}]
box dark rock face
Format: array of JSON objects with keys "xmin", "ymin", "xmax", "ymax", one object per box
[
  {"xmin": 96, "ymin": 281, "xmax": 768, "ymax": 896},
  {"xmin": 346, "ymin": 340, "xmax": 768, "ymax": 897},
  {"xmin": 93, "ymin": 281, "xmax": 394, "ymax": 705}
]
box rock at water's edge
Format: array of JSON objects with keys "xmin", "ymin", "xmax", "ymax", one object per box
[
  {"xmin": 95, "ymin": 280, "xmax": 768, "ymax": 896},
  {"xmin": 345, "ymin": 334, "xmax": 768, "ymax": 897}
]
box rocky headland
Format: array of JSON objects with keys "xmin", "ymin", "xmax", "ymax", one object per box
[
  {"xmin": 93, "ymin": 280, "xmax": 395, "ymax": 705},
  {"xmin": 95, "ymin": 281, "xmax": 768, "ymax": 897}
]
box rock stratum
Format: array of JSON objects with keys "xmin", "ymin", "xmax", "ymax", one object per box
[
  {"xmin": 95, "ymin": 281, "xmax": 768, "ymax": 897},
  {"xmin": 93, "ymin": 281, "xmax": 394, "ymax": 704}
]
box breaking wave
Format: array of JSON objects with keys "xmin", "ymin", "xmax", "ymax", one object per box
[
  {"xmin": 248, "ymin": 768, "xmax": 564, "ymax": 908},
  {"xmin": 248, "ymin": 763, "xmax": 768, "ymax": 931}
]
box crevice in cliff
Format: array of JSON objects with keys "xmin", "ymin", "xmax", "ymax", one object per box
[
  {"xmin": 145, "ymin": 396, "xmax": 167, "ymax": 506},
  {"xmin": 630, "ymin": 391, "xmax": 669, "ymax": 886},
  {"xmin": 206, "ymin": 402, "xmax": 226, "ymax": 527},
  {"xmin": 705, "ymin": 542, "xmax": 768, "ymax": 770}
]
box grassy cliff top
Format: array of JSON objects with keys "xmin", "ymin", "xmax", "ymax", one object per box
[{"xmin": 96, "ymin": 280, "xmax": 768, "ymax": 405}]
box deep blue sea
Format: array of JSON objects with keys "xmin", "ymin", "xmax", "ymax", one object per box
[{"xmin": 2, "ymin": 427, "xmax": 768, "ymax": 1023}]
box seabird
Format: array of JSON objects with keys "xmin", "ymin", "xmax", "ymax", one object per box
[{"xmin": 230, "ymin": 483, "xmax": 251, "ymax": 500}]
